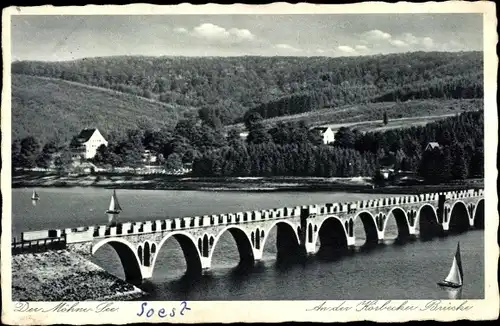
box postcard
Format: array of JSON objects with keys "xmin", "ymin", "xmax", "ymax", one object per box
[{"xmin": 1, "ymin": 2, "xmax": 498, "ymax": 324}]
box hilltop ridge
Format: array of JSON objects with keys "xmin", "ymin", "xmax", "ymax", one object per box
[{"xmin": 12, "ymin": 51, "xmax": 483, "ymax": 144}]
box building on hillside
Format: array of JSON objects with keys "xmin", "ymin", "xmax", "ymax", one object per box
[
  {"xmin": 310, "ymin": 126, "xmax": 336, "ymax": 144},
  {"xmin": 425, "ymin": 142, "xmax": 441, "ymax": 151},
  {"xmin": 70, "ymin": 128, "xmax": 108, "ymax": 160},
  {"xmin": 142, "ymin": 150, "xmax": 158, "ymax": 164}
]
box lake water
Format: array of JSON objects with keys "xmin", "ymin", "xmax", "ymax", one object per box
[{"xmin": 12, "ymin": 187, "xmax": 484, "ymax": 300}]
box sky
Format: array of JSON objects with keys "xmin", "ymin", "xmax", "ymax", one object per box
[{"xmin": 11, "ymin": 14, "xmax": 483, "ymax": 61}]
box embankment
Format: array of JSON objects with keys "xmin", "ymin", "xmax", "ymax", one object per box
[
  {"xmin": 12, "ymin": 173, "xmax": 374, "ymax": 191},
  {"xmin": 12, "ymin": 250, "xmax": 146, "ymax": 301},
  {"xmin": 12, "ymin": 172, "xmax": 483, "ymax": 193}
]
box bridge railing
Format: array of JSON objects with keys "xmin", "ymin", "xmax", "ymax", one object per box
[
  {"xmin": 82, "ymin": 188, "xmax": 487, "ymax": 238},
  {"xmin": 17, "ymin": 189, "xmax": 484, "ymax": 242},
  {"xmin": 11, "ymin": 236, "xmax": 66, "ymax": 255}
]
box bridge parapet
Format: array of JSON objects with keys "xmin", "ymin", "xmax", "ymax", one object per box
[{"xmin": 15, "ymin": 188, "xmax": 484, "ymax": 247}]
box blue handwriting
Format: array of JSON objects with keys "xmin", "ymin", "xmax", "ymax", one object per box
[{"xmin": 137, "ymin": 301, "xmax": 191, "ymax": 318}]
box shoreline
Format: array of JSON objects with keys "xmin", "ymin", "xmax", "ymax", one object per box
[{"xmin": 12, "ymin": 173, "xmax": 483, "ymax": 194}]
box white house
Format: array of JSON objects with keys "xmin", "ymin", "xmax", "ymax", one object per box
[
  {"xmin": 142, "ymin": 150, "xmax": 158, "ymax": 164},
  {"xmin": 310, "ymin": 126, "xmax": 336, "ymax": 144},
  {"xmin": 70, "ymin": 128, "xmax": 108, "ymax": 159}
]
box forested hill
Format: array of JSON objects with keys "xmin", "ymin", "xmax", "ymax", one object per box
[
  {"xmin": 12, "ymin": 51, "xmax": 482, "ymax": 127},
  {"xmin": 11, "ymin": 74, "xmax": 197, "ymax": 144}
]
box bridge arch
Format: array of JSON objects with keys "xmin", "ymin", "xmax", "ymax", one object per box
[
  {"xmin": 449, "ymin": 200, "xmax": 470, "ymax": 233},
  {"xmin": 150, "ymin": 231, "xmax": 202, "ymax": 276},
  {"xmin": 209, "ymin": 226, "xmax": 254, "ymax": 268},
  {"xmin": 353, "ymin": 210, "xmax": 379, "ymax": 247},
  {"xmin": 383, "ymin": 207, "xmax": 410, "ymax": 242},
  {"xmin": 92, "ymin": 238, "xmax": 143, "ymax": 282},
  {"xmin": 261, "ymin": 220, "xmax": 300, "ymax": 260},
  {"xmin": 473, "ymin": 199, "xmax": 485, "ymax": 229},
  {"xmin": 315, "ymin": 216, "xmax": 349, "ymax": 259},
  {"xmin": 416, "ymin": 203, "xmax": 440, "ymax": 240}
]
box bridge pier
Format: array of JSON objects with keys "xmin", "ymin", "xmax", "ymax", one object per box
[
  {"xmin": 347, "ymin": 235, "xmax": 355, "ymax": 247},
  {"xmin": 440, "ymin": 221, "xmax": 450, "ymax": 237},
  {"xmin": 201, "ymin": 257, "xmax": 212, "ymax": 271},
  {"xmin": 302, "ymin": 241, "xmax": 316, "ymax": 256},
  {"xmin": 252, "ymin": 247, "xmax": 264, "ymax": 262},
  {"xmin": 377, "ymin": 230, "xmax": 385, "ymax": 244},
  {"xmin": 141, "ymin": 265, "xmax": 154, "ymax": 279}
]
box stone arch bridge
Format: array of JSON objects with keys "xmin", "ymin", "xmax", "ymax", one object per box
[{"xmin": 17, "ymin": 189, "xmax": 484, "ymax": 284}]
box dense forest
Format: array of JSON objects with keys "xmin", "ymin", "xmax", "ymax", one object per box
[
  {"xmin": 12, "ymin": 51, "xmax": 482, "ymax": 128},
  {"xmin": 13, "ymin": 110, "xmax": 484, "ymax": 183}
]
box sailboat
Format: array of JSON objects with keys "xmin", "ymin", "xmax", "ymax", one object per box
[
  {"xmin": 105, "ymin": 190, "xmax": 122, "ymax": 214},
  {"xmin": 437, "ymin": 242, "xmax": 463, "ymax": 288},
  {"xmin": 31, "ymin": 189, "xmax": 40, "ymax": 201}
]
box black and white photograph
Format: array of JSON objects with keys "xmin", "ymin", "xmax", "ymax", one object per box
[{"xmin": 1, "ymin": 2, "xmax": 498, "ymax": 324}]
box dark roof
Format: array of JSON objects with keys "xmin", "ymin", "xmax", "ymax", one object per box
[
  {"xmin": 70, "ymin": 128, "xmax": 97, "ymax": 147},
  {"xmin": 311, "ymin": 127, "xmax": 330, "ymax": 133},
  {"xmin": 77, "ymin": 129, "xmax": 97, "ymax": 142}
]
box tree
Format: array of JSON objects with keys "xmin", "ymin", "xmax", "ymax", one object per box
[
  {"xmin": 451, "ymin": 144, "xmax": 468, "ymax": 180},
  {"xmin": 333, "ymin": 127, "xmax": 357, "ymax": 149},
  {"xmin": 165, "ymin": 153, "xmax": 183, "ymax": 171},
  {"xmin": 54, "ymin": 149, "xmax": 73, "ymax": 171},
  {"xmin": 93, "ymin": 145, "xmax": 111, "ymax": 165},
  {"xmin": 227, "ymin": 129, "xmax": 244, "ymax": 148},
  {"xmin": 245, "ymin": 112, "xmax": 271, "ymax": 145},
  {"xmin": 12, "ymin": 140, "xmax": 21, "ymax": 169},
  {"xmin": 441, "ymin": 146, "xmax": 452, "ymax": 182},
  {"xmin": 383, "ymin": 111, "xmax": 388, "ymax": 125},
  {"xmin": 36, "ymin": 151, "xmax": 52, "ymax": 168},
  {"xmin": 19, "ymin": 136, "xmax": 41, "ymax": 168},
  {"xmin": 243, "ymin": 112, "xmax": 264, "ymax": 131}
]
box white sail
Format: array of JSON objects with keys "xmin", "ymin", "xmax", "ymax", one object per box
[
  {"xmin": 108, "ymin": 195, "xmax": 116, "ymax": 211},
  {"xmin": 108, "ymin": 190, "xmax": 122, "ymax": 212},
  {"xmin": 444, "ymin": 256, "xmax": 463, "ymax": 286}
]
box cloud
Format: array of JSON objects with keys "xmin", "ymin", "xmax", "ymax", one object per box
[
  {"xmin": 275, "ymin": 43, "xmax": 301, "ymax": 52},
  {"xmin": 338, "ymin": 45, "xmax": 356, "ymax": 53},
  {"xmin": 401, "ymin": 33, "xmax": 419, "ymax": 45},
  {"xmin": 192, "ymin": 23, "xmax": 230, "ymax": 40},
  {"xmin": 191, "ymin": 23, "xmax": 256, "ymax": 43},
  {"xmin": 174, "ymin": 27, "xmax": 188, "ymax": 34},
  {"xmin": 355, "ymin": 45, "xmax": 368, "ymax": 51},
  {"xmin": 363, "ymin": 29, "xmax": 392, "ymax": 41},
  {"xmin": 441, "ymin": 40, "xmax": 466, "ymax": 51},
  {"xmin": 390, "ymin": 39, "xmax": 408, "ymax": 48},
  {"xmin": 422, "ymin": 37, "xmax": 434, "ymax": 49},
  {"xmin": 228, "ymin": 28, "xmax": 255, "ymax": 41}
]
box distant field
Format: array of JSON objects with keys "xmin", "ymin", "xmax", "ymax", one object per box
[
  {"xmin": 228, "ymin": 99, "xmax": 483, "ymax": 133},
  {"xmin": 11, "ymin": 74, "xmax": 197, "ymax": 143},
  {"xmin": 321, "ymin": 114, "xmax": 458, "ymax": 133}
]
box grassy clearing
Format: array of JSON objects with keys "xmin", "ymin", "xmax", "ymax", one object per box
[
  {"xmin": 228, "ymin": 99, "xmax": 483, "ymax": 133},
  {"xmin": 12, "ymin": 74, "xmax": 197, "ymax": 143}
]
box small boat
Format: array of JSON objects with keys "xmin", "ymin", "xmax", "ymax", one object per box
[
  {"xmin": 105, "ymin": 189, "xmax": 122, "ymax": 214},
  {"xmin": 31, "ymin": 190, "xmax": 40, "ymax": 201},
  {"xmin": 437, "ymin": 242, "xmax": 463, "ymax": 288}
]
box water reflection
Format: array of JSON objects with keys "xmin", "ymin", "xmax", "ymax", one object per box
[
  {"xmin": 31, "ymin": 200, "xmax": 37, "ymax": 207},
  {"xmin": 107, "ymin": 213, "xmax": 118, "ymax": 226},
  {"xmin": 440, "ymin": 286, "xmax": 463, "ymax": 300}
]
